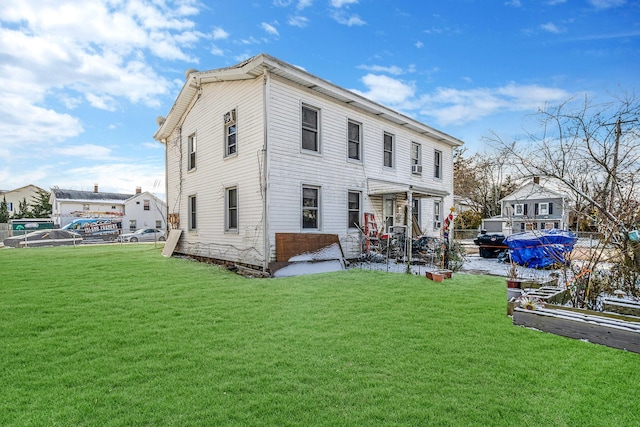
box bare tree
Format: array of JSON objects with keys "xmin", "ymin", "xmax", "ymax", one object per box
[
  {"xmin": 454, "ymin": 147, "xmax": 519, "ymax": 219},
  {"xmin": 490, "ymin": 92, "xmax": 640, "ymax": 306}
]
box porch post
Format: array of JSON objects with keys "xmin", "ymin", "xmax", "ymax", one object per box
[{"xmin": 406, "ymin": 191, "xmax": 413, "ymax": 273}]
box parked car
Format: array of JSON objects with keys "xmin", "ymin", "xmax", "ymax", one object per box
[
  {"xmin": 118, "ymin": 228, "xmax": 166, "ymax": 243},
  {"xmin": 3, "ymin": 229, "xmax": 83, "ymax": 248}
]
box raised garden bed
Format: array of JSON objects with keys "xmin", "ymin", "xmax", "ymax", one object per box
[
  {"xmin": 513, "ymin": 305, "xmax": 640, "ymax": 353},
  {"xmin": 603, "ymin": 298, "xmax": 640, "ymax": 317}
]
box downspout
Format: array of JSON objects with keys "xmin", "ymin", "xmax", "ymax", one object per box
[{"xmin": 262, "ymin": 69, "xmax": 270, "ymax": 272}]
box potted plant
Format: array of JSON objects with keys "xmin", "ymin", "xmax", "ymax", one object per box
[{"xmin": 506, "ymin": 262, "xmax": 525, "ymax": 289}]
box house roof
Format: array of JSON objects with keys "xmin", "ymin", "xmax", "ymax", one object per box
[
  {"xmin": 153, "ymin": 53, "xmax": 464, "ymax": 148},
  {"xmin": 500, "ymin": 181, "xmax": 570, "ymax": 203},
  {"xmin": 51, "ymin": 188, "xmax": 133, "ymax": 203}
]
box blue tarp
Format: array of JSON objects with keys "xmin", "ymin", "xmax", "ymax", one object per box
[{"xmin": 504, "ymin": 229, "xmax": 578, "ymax": 268}]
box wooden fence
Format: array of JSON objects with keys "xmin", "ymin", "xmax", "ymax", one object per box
[{"xmin": 0, "ymin": 223, "xmax": 9, "ymax": 242}]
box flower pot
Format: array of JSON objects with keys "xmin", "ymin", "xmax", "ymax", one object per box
[
  {"xmin": 506, "ymin": 279, "xmax": 524, "ymax": 289},
  {"xmin": 425, "ymin": 271, "xmax": 444, "ymax": 282}
]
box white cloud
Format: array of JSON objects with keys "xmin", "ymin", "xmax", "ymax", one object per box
[
  {"xmin": 53, "ymin": 144, "xmax": 116, "ymax": 160},
  {"xmin": 297, "ymin": 0, "xmax": 313, "ymax": 9},
  {"xmin": 350, "ymin": 72, "xmax": 571, "ymax": 127},
  {"xmin": 331, "ymin": 0, "xmax": 358, "ymax": 7},
  {"xmin": 261, "ymin": 22, "xmax": 280, "ymax": 36},
  {"xmin": 418, "ymin": 83, "xmax": 571, "ymax": 125},
  {"xmin": 289, "ymin": 15, "xmax": 309, "ymax": 27},
  {"xmin": 357, "ymin": 64, "xmax": 404, "ymax": 75},
  {"xmin": 212, "ymin": 27, "xmax": 229, "ymax": 40},
  {"xmin": 0, "ymin": 0, "xmax": 201, "ymax": 144},
  {"xmin": 415, "ymin": 41, "xmax": 424, "ymax": 48},
  {"xmin": 351, "ymin": 74, "xmax": 416, "ymax": 106},
  {"xmin": 540, "ymin": 22, "xmax": 565, "ymax": 33},
  {"xmin": 588, "ymin": 0, "xmax": 626, "ymax": 9},
  {"xmin": 332, "ymin": 11, "xmax": 366, "ymax": 26}
]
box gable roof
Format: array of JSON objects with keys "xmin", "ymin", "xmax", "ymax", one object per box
[
  {"xmin": 0, "ymin": 184, "xmax": 46, "ymax": 195},
  {"xmin": 51, "ymin": 188, "xmax": 133, "ymax": 203},
  {"xmin": 500, "ymin": 181, "xmax": 570, "ymax": 203},
  {"xmin": 153, "ymin": 53, "xmax": 464, "ymax": 148}
]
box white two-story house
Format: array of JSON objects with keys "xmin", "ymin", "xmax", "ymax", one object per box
[{"xmin": 154, "ymin": 53, "xmax": 463, "ymax": 271}]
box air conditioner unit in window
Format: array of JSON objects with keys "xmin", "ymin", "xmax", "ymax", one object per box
[
  {"xmin": 224, "ymin": 109, "xmax": 236, "ymax": 124},
  {"xmin": 412, "ymin": 164, "xmax": 422, "ymax": 174}
]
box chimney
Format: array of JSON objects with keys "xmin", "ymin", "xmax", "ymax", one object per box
[
  {"xmin": 136, "ymin": 187, "xmax": 142, "ymax": 194},
  {"xmin": 533, "ymin": 177, "xmax": 540, "ymax": 185},
  {"xmin": 94, "ymin": 184, "xmax": 99, "ymax": 193}
]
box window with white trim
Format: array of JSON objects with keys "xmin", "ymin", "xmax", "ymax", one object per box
[
  {"xmin": 515, "ymin": 204, "xmax": 524, "ymax": 216},
  {"xmin": 143, "ymin": 200, "xmax": 150, "ymax": 211},
  {"xmin": 538, "ymin": 202, "xmax": 549, "ymax": 215},
  {"xmin": 347, "ymin": 120, "xmax": 361, "ymax": 161},
  {"xmin": 188, "ymin": 195, "xmax": 197, "ymax": 230},
  {"xmin": 302, "ymin": 104, "xmax": 320, "ymax": 152},
  {"xmin": 383, "ymin": 132, "xmax": 394, "ymax": 168},
  {"xmin": 225, "ymin": 109, "xmax": 237, "ymax": 157},
  {"xmin": 434, "ymin": 149, "xmax": 442, "ymax": 179},
  {"xmin": 226, "ymin": 187, "xmax": 238, "ymax": 231},
  {"xmin": 347, "ymin": 191, "xmax": 361, "ymax": 229},
  {"xmin": 434, "ymin": 201, "xmax": 441, "ymax": 229},
  {"xmin": 411, "ymin": 142, "xmax": 422, "ymax": 174},
  {"xmin": 188, "ymin": 133, "xmax": 196, "ymax": 170},
  {"xmin": 302, "ymin": 186, "xmax": 320, "ymax": 229}
]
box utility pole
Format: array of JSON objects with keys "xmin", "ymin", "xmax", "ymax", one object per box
[{"xmin": 605, "ymin": 116, "xmax": 638, "ymax": 211}]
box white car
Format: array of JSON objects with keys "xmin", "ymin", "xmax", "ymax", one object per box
[{"xmin": 118, "ymin": 228, "xmax": 166, "ymax": 243}]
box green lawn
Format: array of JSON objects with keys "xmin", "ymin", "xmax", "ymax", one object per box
[{"xmin": 1, "ymin": 244, "xmax": 638, "ymax": 426}]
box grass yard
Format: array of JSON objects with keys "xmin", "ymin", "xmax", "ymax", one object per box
[{"xmin": 1, "ymin": 244, "xmax": 639, "ymax": 426}]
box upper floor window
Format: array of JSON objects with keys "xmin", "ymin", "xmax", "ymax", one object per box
[
  {"xmin": 188, "ymin": 133, "xmax": 196, "ymax": 170},
  {"xmin": 302, "ymin": 104, "xmax": 320, "ymax": 152},
  {"xmin": 348, "ymin": 120, "xmax": 361, "ymax": 161},
  {"xmin": 188, "ymin": 195, "xmax": 197, "ymax": 230},
  {"xmin": 538, "ymin": 202, "xmax": 550, "ymax": 215},
  {"xmin": 383, "ymin": 132, "xmax": 394, "ymax": 168},
  {"xmin": 226, "ymin": 187, "xmax": 238, "ymax": 231},
  {"xmin": 411, "ymin": 142, "xmax": 422, "ymax": 174},
  {"xmin": 302, "ymin": 186, "xmax": 320, "ymax": 229},
  {"xmin": 225, "ymin": 109, "xmax": 237, "ymax": 157},
  {"xmin": 348, "ymin": 191, "xmax": 361, "ymax": 229},
  {"xmin": 515, "ymin": 204, "xmax": 524, "ymax": 216},
  {"xmin": 434, "ymin": 149, "xmax": 442, "ymax": 179},
  {"xmin": 143, "ymin": 200, "xmax": 150, "ymax": 211}
]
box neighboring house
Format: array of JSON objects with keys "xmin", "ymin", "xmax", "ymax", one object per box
[
  {"xmin": 153, "ymin": 53, "xmax": 463, "ymax": 271},
  {"xmin": 0, "ymin": 184, "xmax": 46, "ymax": 217},
  {"xmin": 482, "ymin": 178, "xmax": 571, "ymax": 235},
  {"xmin": 50, "ymin": 185, "xmax": 167, "ymax": 231}
]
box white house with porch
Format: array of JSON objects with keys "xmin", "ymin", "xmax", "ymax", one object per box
[{"xmin": 154, "ymin": 53, "xmax": 463, "ymax": 271}]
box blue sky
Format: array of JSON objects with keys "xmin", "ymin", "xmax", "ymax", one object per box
[{"xmin": 1, "ymin": 0, "xmax": 638, "ymax": 196}]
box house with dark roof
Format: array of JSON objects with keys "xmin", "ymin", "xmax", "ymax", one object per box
[{"xmin": 50, "ymin": 184, "xmax": 167, "ymax": 232}]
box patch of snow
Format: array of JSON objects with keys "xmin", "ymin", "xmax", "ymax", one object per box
[
  {"xmin": 288, "ymin": 243, "xmax": 343, "ymax": 262},
  {"xmin": 273, "ymin": 260, "xmax": 345, "ymax": 278}
]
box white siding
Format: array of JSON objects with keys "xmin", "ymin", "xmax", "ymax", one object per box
[
  {"xmin": 164, "ymin": 71, "xmax": 456, "ymax": 266},
  {"xmin": 165, "ymin": 78, "xmax": 266, "ymax": 266},
  {"xmin": 266, "ymin": 75, "xmax": 454, "ymax": 259}
]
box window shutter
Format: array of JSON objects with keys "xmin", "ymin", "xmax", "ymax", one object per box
[
  {"xmin": 534, "ymin": 203, "xmax": 539, "ymax": 215},
  {"xmin": 549, "ymin": 202, "xmax": 553, "ymax": 214},
  {"xmin": 524, "ymin": 204, "xmax": 528, "ymax": 215}
]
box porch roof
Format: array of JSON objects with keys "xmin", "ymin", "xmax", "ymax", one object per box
[{"xmin": 366, "ymin": 178, "xmax": 449, "ymax": 198}]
